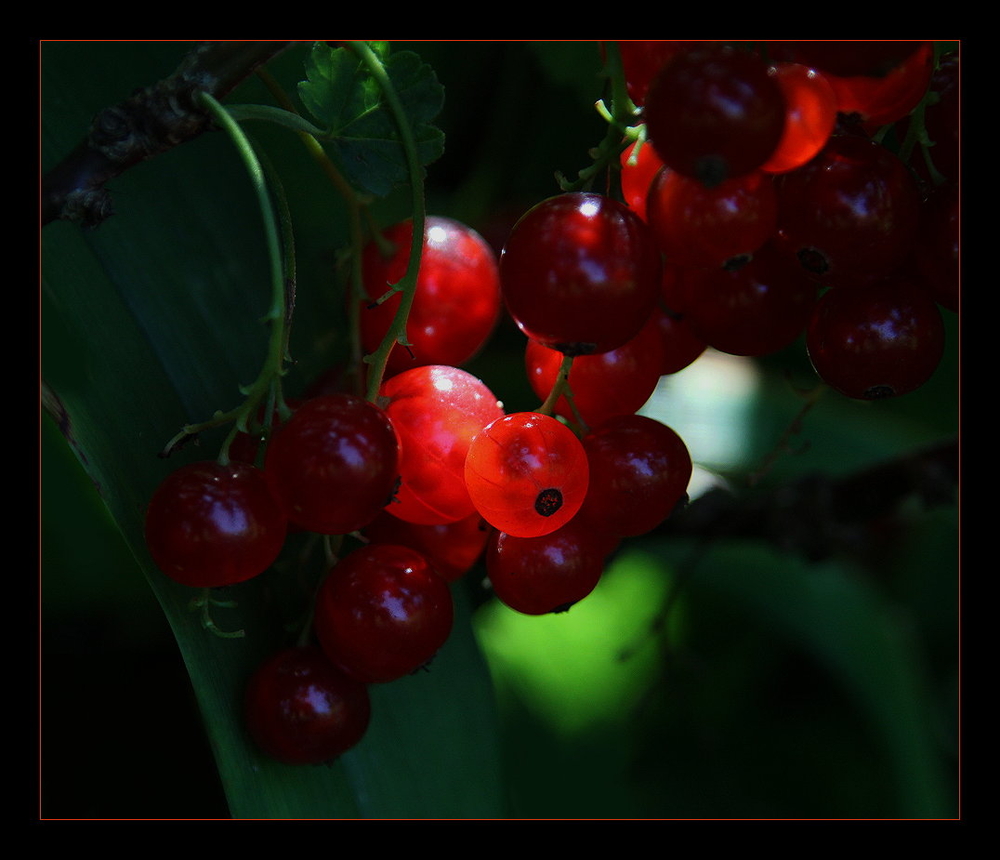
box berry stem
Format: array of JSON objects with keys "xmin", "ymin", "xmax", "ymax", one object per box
[
  {"xmin": 193, "ymin": 92, "xmax": 295, "ymax": 463},
  {"xmin": 557, "ymin": 41, "xmax": 641, "ymax": 193},
  {"xmin": 189, "ymin": 589, "xmax": 246, "ymax": 640},
  {"xmin": 537, "ymin": 354, "xmax": 574, "ymax": 417},
  {"xmin": 252, "ymin": 66, "xmax": 371, "ymax": 395},
  {"xmin": 536, "ymin": 354, "xmax": 589, "ymax": 434},
  {"xmin": 348, "ymin": 41, "xmax": 428, "ymax": 403}
]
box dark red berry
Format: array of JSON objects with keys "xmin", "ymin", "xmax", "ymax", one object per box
[
  {"xmin": 314, "ymin": 545, "xmax": 454, "ymax": 684},
  {"xmin": 245, "ymin": 646, "xmax": 371, "ymax": 765},
  {"xmin": 264, "ymin": 394, "xmax": 400, "ymax": 535},
  {"xmin": 774, "ymin": 135, "xmax": 921, "ymax": 285},
  {"xmin": 645, "ymin": 46, "xmax": 786, "ymax": 187},
  {"xmin": 486, "ymin": 519, "xmax": 606, "ymax": 615},
  {"xmin": 500, "ymin": 193, "xmax": 661, "ymax": 356},
  {"xmin": 145, "ymin": 461, "xmax": 286, "ymax": 589},
  {"xmin": 806, "ymin": 277, "xmax": 945, "ymax": 400},
  {"xmin": 578, "ymin": 415, "xmax": 692, "ymax": 539},
  {"xmin": 646, "ymin": 167, "xmax": 778, "ymax": 270}
]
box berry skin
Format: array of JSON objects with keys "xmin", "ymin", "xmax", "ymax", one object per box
[
  {"xmin": 525, "ymin": 314, "xmax": 665, "ymax": 429},
  {"xmin": 645, "ymin": 45, "xmax": 786, "ymax": 187},
  {"xmin": 379, "ymin": 365, "xmax": 505, "ymax": 525},
  {"xmin": 360, "ymin": 216, "xmax": 501, "ymax": 376},
  {"xmin": 486, "ymin": 519, "xmax": 606, "ymax": 616},
  {"xmin": 245, "ymin": 646, "xmax": 371, "ymax": 765},
  {"xmin": 264, "ymin": 394, "xmax": 400, "ymax": 535},
  {"xmin": 774, "ymin": 135, "xmax": 921, "ymax": 285},
  {"xmin": 314, "ymin": 544, "xmax": 454, "ymax": 684},
  {"xmin": 145, "ymin": 461, "xmax": 286, "ymax": 589},
  {"xmin": 464, "ymin": 412, "xmax": 589, "ymax": 539},
  {"xmin": 577, "ymin": 415, "xmax": 692, "ymax": 539},
  {"xmin": 675, "ymin": 243, "xmax": 818, "ymax": 357},
  {"xmin": 499, "ymin": 192, "xmax": 661, "ymax": 356},
  {"xmin": 806, "ymin": 277, "xmax": 945, "ymax": 400},
  {"xmin": 760, "ymin": 62, "xmax": 837, "ymax": 174},
  {"xmin": 362, "ymin": 509, "xmax": 489, "ymax": 583},
  {"xmin": 646, "ymin": 167, "xmax": 778, "ymax": 270}
]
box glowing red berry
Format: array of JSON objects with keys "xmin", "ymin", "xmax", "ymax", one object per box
[
  {"xmin": 314, "ymin": 545, "xmax": 454, "ymax": 684},
  {"xmin": 379, "ymin": 366, "xmax": 505, "ymax": 525},
  {"xmin": 464, "ymin": 412, "xmax": 589, "ymax": 539},
  {"xmin": 360, "ymin": 216, "xmax": 501, "ymax": 376}
]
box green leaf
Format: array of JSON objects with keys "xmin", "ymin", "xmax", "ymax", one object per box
[
  {"xmin": 298, "ymin": 42, "xmax": 445, "ymax": 197},
  {"xmin": 640, "ymin": 538, "xmax": 956, "ymax": 818},
  {"xmin": 42, "ymin": 40, "xmax": 500, "ymax": 820}
]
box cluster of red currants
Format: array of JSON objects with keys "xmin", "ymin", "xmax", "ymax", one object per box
[
  {"xmin": 142, "ymin": 40, "xmax": 958, "ymax": 767},
  {"xmin": 618, "ymin": 40, "xmax": 957, "ymax": 399}
]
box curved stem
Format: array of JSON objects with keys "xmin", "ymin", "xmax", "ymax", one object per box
[
  {"xmin": 195, "ymin": 92, "xmax": 292, "ymax": 463},
  {"xmin": 348, "ymin": 41, "xmax": 427, "ymax": 403},
  {"xmin": 558, "ymin": 41, "xmax": 641, "ymax": 194}
]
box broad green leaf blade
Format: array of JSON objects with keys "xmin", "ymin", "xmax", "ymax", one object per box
[
  {"xmin": 42, "ymin": 40, "xmax": 502, "ymax": 820},
  {"xmin": 640, "ymin": 538, "xmax": 955, "ymax": 818},
  {"xmin": 298, "ymin": 42, "xmax": 445, "ymax": 197}
]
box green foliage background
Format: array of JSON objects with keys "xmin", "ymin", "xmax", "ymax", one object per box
[{"xmin": 41, "ymin": 41, "xmax": 959, "ymax": 820}]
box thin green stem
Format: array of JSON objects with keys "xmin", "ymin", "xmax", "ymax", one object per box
[
  {"xmin": 255, "ymin": 66, "xmax": 368, "ymax": 395},
  {"xmin": 195, "ymin": 92, "xmax": 292, "ymax": 463},
  {"xmin": 537, "ymin": 355, "xmax": 574, "ymax": 417},
  {"xmin": 558, "ymin": 41, "xmax": 642, "ymax": 194},
  {"xmin": 349, "ymin": 41, "xmax": 427, "ymax": 403}
]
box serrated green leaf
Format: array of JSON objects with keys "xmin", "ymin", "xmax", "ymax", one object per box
[{"xmin": 298, "ymin": 42, "xmax": 445, "ymax": 197}]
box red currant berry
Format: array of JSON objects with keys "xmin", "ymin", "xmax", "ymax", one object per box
[
  {"xmin": 760, "ymin": 62, "xmax": 837, "ymax": 174},
  {"xmin": 577, "ymin": 415, "xmax": 692, "ymax": 539},
  {"xmin": 774, "ymin": 135, "xmax": 921, "ymax": 285},
  {"xmin": 646, "ymin": 167, "xmax": 778, "ymax": 270},
  {"xmin": 379, "ymin": 365, "xmax": 505, "ymax": 525},
  {"xmin": 464, "ymin": 412, "xmax": 589, "ymax": 539},
  {"xmin": 314, "ymin": 544, "xmax": 454, "ymax": 684},
  {"xmin": 806, "ymin": 277, "xmax": 946, "ymax": 400},
  {"xmin": 362, "ymin": 509, "xmax": 489, "ymax": 583},
  {"xmin": 244, "ymin": 646, "xmax": 371, "ymax": 765},
  {"xmin": 824, "ymin": 41, "xmax": 934, "ymax": 128},
  {"xmin": 652, "ymin": 304, "xmax": 707, "ymax": 375},
  {"xmin": 145, "ymin": 461, "xmax": 286, "ymax": 589},
  {"xmin": 525, "ymin": 314, "xmax": 665, "ymax": 429},
  {"xmin": 499, "ymin": 192, "xmax": 661, "ymax": 356},
  {"xmin": 264, "ymin": 394, "xmax": 400, "ymax": 535},
  {"xmin": 676, "ymin": 244, "xmax": 818, "ymax": 357},
  {"xmin": 486, "ymin": 519, "xmax": 606, "ymax": 615},
  {"xmin": 619, "ymin": 138, "xmax": 665, "ymax": 222},
  {"xmin": 360, "ymin": 216, "xmax": 501, "ymax": 377},
  {"xmin": 645, "ymin": 45, "xmax": 786, "ymax": 187}
]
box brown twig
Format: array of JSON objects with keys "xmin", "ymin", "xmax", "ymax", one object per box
[
  {"xmin": 660, "ymin": 437, "xmax": 959, "ymax": 562},
  {"xmin": 42, "ymin": 41, "xmax": 294, "ymax": 228}
]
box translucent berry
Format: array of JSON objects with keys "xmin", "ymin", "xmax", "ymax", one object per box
[{"xmin": 464, "ymin": 412, "xmax": 589, "ymax": 538}]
